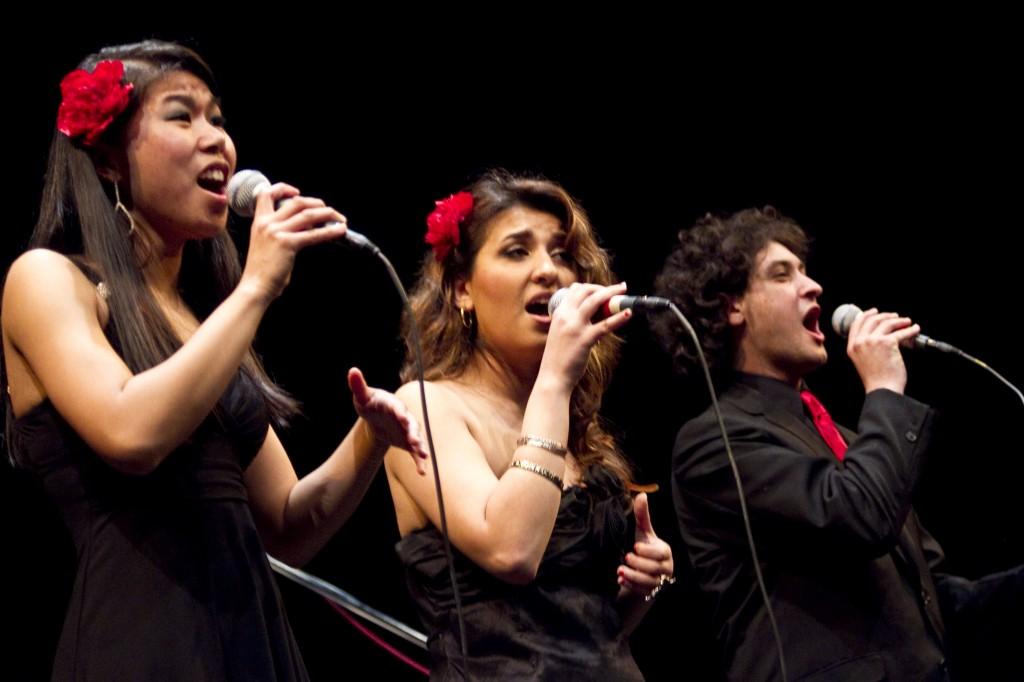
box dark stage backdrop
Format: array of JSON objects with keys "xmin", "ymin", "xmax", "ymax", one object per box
[{"xmin": 3, "ymin": 23, "xmax": 1021, "ymax": 681}]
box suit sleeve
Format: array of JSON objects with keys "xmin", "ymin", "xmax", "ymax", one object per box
[{"xmin": 673, "ymin": 389, "xmax": 935, "ymax": 559}]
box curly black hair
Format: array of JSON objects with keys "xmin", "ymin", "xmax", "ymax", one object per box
[{"xmin": 651, "ymin": 206, "xmax": 809, "ymax": 377}]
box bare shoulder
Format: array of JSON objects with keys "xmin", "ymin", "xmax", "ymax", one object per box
[
  {"xmin": 395, "ymin": 379, "xmax": 472, "ymax": 418},
  {"xmin": 4, "ymin": 250, "xmax": 105, "ymax": 335},
  {"xmin": 4, "ymin": 249, "xmax": 100, "ymax": 318},
  {"xmin": 7, "ymin": 248, "xmax": 81, "ymax": 278},
  {"xmin": 2, "ymin": 250, "xmax": 109, "ymax": 413}
]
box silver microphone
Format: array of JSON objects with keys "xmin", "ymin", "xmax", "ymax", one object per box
[
  {"xmin": 547, "ymin": 288, "xmax": 672, "ymax": 318},
  {"xmin": 831, "ymin": 303, "xmax": 955, "ymax": 352},
  {"xmin": 227, "ymin": 169, "xmax": 375, "ymax": 250}
]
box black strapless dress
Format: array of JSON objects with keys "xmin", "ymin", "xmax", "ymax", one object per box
[{"xmin": 396, "ymin": 468, "xmax": 644, "ymax": 681}]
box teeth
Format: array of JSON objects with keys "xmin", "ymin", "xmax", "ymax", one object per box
[{"xmin": 199, "ymin": 168, "xmax": 225, "ymax": 182}]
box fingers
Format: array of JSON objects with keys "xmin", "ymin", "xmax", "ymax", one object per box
[
  {"xmin": 254, "ymin": 182, "xmax": 299, "ymax": 214},
  {"xmin": 577, "ymin": 281, "xmax": 628, "ymax": 320},
  {"xmin": 618, "ymin": 538, "xmax": 674, "ymax": 594},
  {"xmin": 273, "ymin": 204, "xmax": 346, "ymax": 234},
  {"xmin": 856, "ymin": 311, "xmax": 897, "ymax": 336},
  {"xmin": 241, "ymin": 184, "xmax": 349, "ymax": 301},
  {"xmin": 351, "ymin": 371, "xmax": 429, "ymax": 475},
  {"xmin": 393, "ymin": 407, "xmax": 428, "ymax": 476},
  {"xmin": 347, "ymin": 367, "xmax": 371, "ymax": 406},
  {"xmin": 392, "ymin": 402, "xmax": 429, "ymax": 470},
  {"xmin": 846, "ymin": 307, "xmax": 916, "ymax": 394},
  {"xmin": 874, "ymin": 316, "xmax": 914, "ymax": 336},
  {"xmin": 400, "ymin": 416, "xmax": 428, "ymax": 475},
  {"xmin": 857, "ymin": 312, "xmax": 902, "ymax": 336},
  {"xmin": 848, "ymin": 309, "xmax": 920, "ymax": 352},
  {"xmin": 622, "ymin": 550, "xmax": 663, "ymax": 578},
  {"xmin": 553, "ymin": 282, "xmax": 626, "ymax": 317},
  {"xmin": 631, "ymin": 539, "xmax": 673, "ymax": 565},
  {"xmin": 253, "ymin": 184, "xmax": 348, "ymax": 243},
  {"xmin": 617, "ymin": 557, "xmax": 673, "ymax": 591},
  {"xmin": 633, "ymin": 492, "xmax": 654, "ymax": 539},
  {"xmin": 538, "ymin": 282, "xmax": 632, "ymax": 390},
  {"xmin": 378, "ymin": 397, "xmax": 425, "ymax": 458},
  {"xmin": 846, "ymin": 307, "xmax": 877, "ymax": 339},
  {"xmin": 618, "ymin": 565, "xmax": 659, "ymax": 592},
  {"xmin": 850, "ymin": 309, "xmax": 916, "ymax": 338},
  {"xmin": 412, "ymin": 445, "xmax": 428, "ymax": 476},
  {"xmin": 891, "ymin": 323, "xmax": 922, "ymax": 345},
  {"xmin": 552, "ymin": 282, "xmax": 633, "ymax": 339},
  {"xmin": 278, "ymin": 215, "xmax": 348, "ymax": 248},
  {"xmin": 273, "ymin": 200, "xmax": 330, "ymax": 227},
  {"xmin": 595, "ymin": 308, "xmax": 632, "ymax": 337}
]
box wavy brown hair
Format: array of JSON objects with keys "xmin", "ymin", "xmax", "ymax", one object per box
[
  {"xmin": 401, "ymin": 170, "xmax": 633, "ymax": 487},
  {"xmin": 652, "ymin": 206, "xmax": 809, "ymax": 378}
]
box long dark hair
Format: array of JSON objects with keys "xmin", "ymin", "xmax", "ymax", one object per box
[
  {"xmin": 4, "ymin": 40, "xmax": 296, "ymax": 465},
  {"xmin": 402, "ymin": 170, "xmax": 633, "ymax": 487}
]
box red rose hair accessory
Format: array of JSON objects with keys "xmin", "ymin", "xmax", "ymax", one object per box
[
  {"xmin": 57, "ymin": 60, "xmax": 135, "ymax": 147},
  {"xmin": 425, "ymin": 191, "xmax": 473, "ymax": 262}
]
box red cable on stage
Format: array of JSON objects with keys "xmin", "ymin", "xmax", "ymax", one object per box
[{"xmin": 325, "ymin": 598, "xmax": 430, "ymax": 676}]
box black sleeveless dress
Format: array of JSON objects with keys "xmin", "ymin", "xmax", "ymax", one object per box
[
  {"xmin": 11, "ymin": 373, "xmax": 309, "ymax": 681},
  {"xmin": 396, "ymin": 468, "xmax": 644, "ymax": 681}
]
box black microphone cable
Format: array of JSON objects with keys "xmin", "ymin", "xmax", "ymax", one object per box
[
  {"xmin": 833, "ymin": 303, "xmax": 1024, "ymax": 407},
  {"xmin": 339, "ymin": 232, "xmax": 472, "ymax": 680},
  {"xmin": 648, "ymin": 301, "xmax": 790, "ymax": 682},
  {"xmin": 229, "ymin": 171, "xmax": 471, "ymax": 679}
]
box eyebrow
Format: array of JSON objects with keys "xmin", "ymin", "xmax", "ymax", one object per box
[
  {"xmin": 761, "ymin": 258, "xmax": 805, "ymax": 273},
  {"xmin": 161, "ymin": 93, "xmax": 223, "ymax": 111},
  {"xmin": 499, "ymin": 229, "xmax": 567, "ymax": 245}
]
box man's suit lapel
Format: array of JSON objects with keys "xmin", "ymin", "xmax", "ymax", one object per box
[{"xmin": 727, "ymin": 382, "xmax": 837, "ymax": 461}]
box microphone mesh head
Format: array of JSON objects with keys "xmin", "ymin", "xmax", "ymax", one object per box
[
  {"xmin": 227, "ymin": 170, "xmax": 270, "ymax": 217},
  {"xmin": 548, "ymin": 288, "xmax": 569, "ymax": 316},
  {"xmin": 831, "ymin": 303, "xmax": 862, "ymax": 337}
]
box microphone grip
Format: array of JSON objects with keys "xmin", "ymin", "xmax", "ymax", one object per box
[
  {"xmin": 913, "ymin": 334, "xmax": 956, "ymax": 353},
  {"xmin": 603, "ymin": 295, "xmax": 637, "ymax": 316},
  {"xmin": 602, "ymin": 295, "xmax": 673, "ymax": 316},
  {"xmin": 833, "ymin": 303, "xmax": 957, "ymax": 354},
  {"xmin": 548, "ymin": 289, "xmax": 671, "ymax": 318},
  {"xmin": 271, "ymin": 197, "xmax": 378, "ymax": 253}
]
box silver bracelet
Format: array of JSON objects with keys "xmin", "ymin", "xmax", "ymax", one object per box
[
  {"xmin": 509, "ymin": 459, "xmax": 564, "ymax": 490},
  {"xmin": 645, "ymin": 574, "xmax": 677, "ymax": 602},
  {"xmin": 516, "ymin": 435, "xmax": 567, "ymax": 457}
]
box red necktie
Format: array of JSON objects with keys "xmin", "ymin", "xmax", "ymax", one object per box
[{"xmin": 799, "ymin": 389, "xmax": 848, "ymax": 461}]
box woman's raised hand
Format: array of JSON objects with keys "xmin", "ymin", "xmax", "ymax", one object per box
[
  {"xmin": 240, "ymin": 183, "xmax": 349, "ymax": 302},
  {"xmin": 538, "ymin": 282, "xmax": 632, "ymax": 393}
]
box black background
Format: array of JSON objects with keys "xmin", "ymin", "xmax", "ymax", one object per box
[{"xmin": 3, "ymin": 19, "xmax": 1021, "ymax": 681}]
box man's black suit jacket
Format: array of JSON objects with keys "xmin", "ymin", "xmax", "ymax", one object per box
[{"xmin": 672, "ymin": 375, "xmax": 950, "ymax": 681}]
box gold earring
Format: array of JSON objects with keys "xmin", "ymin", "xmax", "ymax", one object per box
[
  {"xmin": 459, "ymin": 307, "xmax": 474, "ymax": 329},
  {"xmin": 113, "ymin": 182, "xmax": 136, "ymax": 236}
]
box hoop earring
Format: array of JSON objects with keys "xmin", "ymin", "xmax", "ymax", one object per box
[
  {"xmin": 113, "ymin": 182, "xmax": 136, "ymax": 236},
  {"xmin": 459, "ymin": 307, "xmax": 474, "ymax": 330}
]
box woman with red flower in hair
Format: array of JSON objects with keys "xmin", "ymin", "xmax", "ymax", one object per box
[
  {"xmin": 384, "ymin": 170, "xmax": 675, "ymax": 680},
  {"xmin": 1, "ymin": 40, "xmax": 427, "ymax": 681}
]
